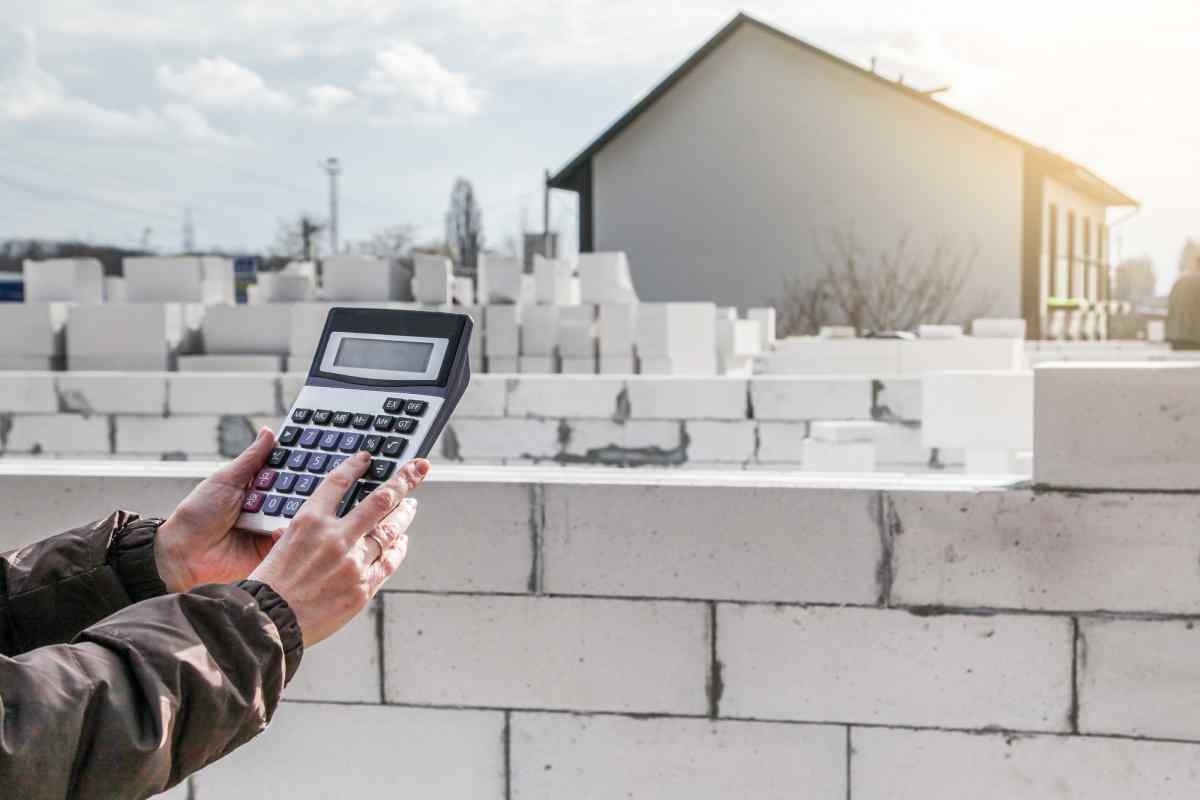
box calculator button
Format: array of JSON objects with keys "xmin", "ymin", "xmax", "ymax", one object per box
[
  {"xmin": 404, "ymin": 400, "xmax": 428, "ymax": 417},
  {"xmin": 381, "ymin": 437, "xmax": 407, "ymax": 459},
  {"xmin": 383, "ymin": 397, "xmax": 404, "ymax": 414},
  {"xmin": 307, "ymin": 453, "xmax": 330, "ymax": 473},
  {"xmin": 327, "ymin": 455, "xmax": 348, "ymax": 472},
  {"xmin": 278, "ymin": 426, "xmax": 302, "ymax": 446},
  {"xmin": 263, "ymin": 495, "xmax": 285, "ymax": 516},
  {"xmin": 291, "ymin": 408, "xmax": 312, "ymax": 423},
  {"xmin": 338, "ymin": 433, "xmax": 363, "ymax": 452},
  {"xmin": 351, "ymin": 481, "xmax": 382, "ymax": 509},
  {"xmin": 360, "ymin": 435, "xmax": 383, "ymax": 454},
  {"xmin": 298, "ymin": 429, "xmax": 322, "ymax": 449},
  {"xmin": 351, "ymin": 413, "xmax": 373, "ymax": 429},
  {"xmin": 369, "ymin": 459, "xmax": 395, "ymax": 481},
  {"xmin": 393, "ymin": 417, "xmax": 417, "ymax": 435},
  {"xmin": 253, "ymin": 469, "xmax": 278, "ymax": 491},
  {"xmin": 312, "ymin": 410, "xmax": 333, "ymax": 425},
  {"xmin": 373, "ymin": 415, "xmax": 397, "ymax": 432},
  {"xmin": 287, "ymin": 451, "xmax": 309, "ymax": 471},
  {"xmin": 282, "ymin": 498, "xmax": 305, "ymax": 518},
  {"xmin": 319, "ymin": 431, "xmax": 341, "ymax": 451},
  {"xmin": 267, "ymin": 447, "xmax": 290, "ymax": 468},
  {"xmin": 295, "ymin": 475, "xmax": 320, "ymax": 496},
  {"xmin": 241, "ymin": 491, "xmax": 266, "ymax": 513},
  {"xmin": 332, "ymin": 411, "xmax": 352, "ymax": 428},
  {"xmin": 275, "ymin": 472, "xmax": 298, "ymax": 493}
]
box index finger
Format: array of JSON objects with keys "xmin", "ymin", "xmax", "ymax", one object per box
[
  {"xmin": 339, "ymin": 459, "xmax": 430, "ymax": 537},
  {"xmin": 300, "ymin": 451, "xmax": 372, "ymax": 518}
]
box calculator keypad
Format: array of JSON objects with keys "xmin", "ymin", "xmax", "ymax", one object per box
[{"xmin": 244, "ymin": 391, "xmax": 433, "ymax": 526}]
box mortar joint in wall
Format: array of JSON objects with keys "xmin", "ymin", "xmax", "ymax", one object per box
[{"xmin": 528, "ymin": 483, "xmax": 545, "ymax": 594}]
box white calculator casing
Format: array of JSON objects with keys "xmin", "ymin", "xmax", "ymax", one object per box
[{"xmin": 237, "ymin": 307, "xmax": 472, "ymax": 533}]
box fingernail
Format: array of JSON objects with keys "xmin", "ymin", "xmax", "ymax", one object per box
[{"xmin": 415, "ymin": 460, "xmax": 430, "ymax": 476}]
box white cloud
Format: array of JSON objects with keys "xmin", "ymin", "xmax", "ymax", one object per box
[
  {"xmin": 156, "ymin": 56, "xmax": 292, "ymax": 110},
  {"xmin": 306, "ymin": 84, "xmax": 356, "ymax": 116},
  {"xmin": 359, "ymin": 41, "xmax": 483, "ymax": 123}
]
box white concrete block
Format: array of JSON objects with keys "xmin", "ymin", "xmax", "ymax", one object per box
[
  {"xmin": 543, "ymin": 484, "xmax": 880, "ymax": 603},
  {"xmin": 810, "ymin": 420, "xmax": 884, "ymax": 443},
  {"xmin": 520, "ymin": 305, "xmax": 558, "ymax": 355},
  {"xmin": 1079, "ymin": 618, "xmax": 1200, "ymax": 740},
  {"xmin": 280, "ymin": 373, "xmax": 307, "ymax": 406},
  {"xmin": 533, "ymin": 254, "xmax": 575, "ymax": 305},
  {"xmin": 747, "ymin": 307, "xmax": 777, "ymax": 347},
  {"xmin": 720, "ymin": 604, "xmax": 1072, "ymax": 730},
  {"xmin": 123, "ymin": 257, "xmax": 204, "ymax": 302},
  {"xmin": 598, "ymin": 355, "xmax": 635, "ymax": 374},
  {"xmin": 455, "ymin": 376, "xmax": 507, "ymax": 417},
  {"xmin": 168, "ymin": 373, "xmax": 278, "ymax": 415},
  {"xmin": 559, "ymin": 356, "xmax": 595, "ymax": 374},
  {"xmin": 873, "ymin": 376, "xmax": 921, "ymax": 421},
  {"xmin": 386, "ymin": 481, "xmax": 535, "ymax": 593},
  {"xmin": 637, "ymin": 356, "xmax": 676, "ymax": 374},
  {"xmin": 383, "ymin": 594, "xmax": 708, "ymax": 713},
  {"xmin": 323, "ymin": 255, "xmax": 395, "ymax": 301},
  {"xmin": 802, "ymin": 438, "xmax": 875, "ymax": 471},
  {"xmin": 562, "ymin": 420, "xmax": 682, "ymax": 460},
  {"xmin": 0, "ymin": 356, "xmax": 56, "ymax": 370},
  {"xmin": 67, "ymin": 303, "xmax": 185, "ymax": 368},
  {"xmin": 445, "ymin": 418, "xmax": 559, "ymax": 460},
  {"xmin": 1035, "ymin": 363, "xmax": 1200, "ymax": 489},
  {"xmin": 5, "ymin": 414, "xmax": 110, "ymax": 454},
  {"xmin": 115, "ymin": 416, "xmax": 219, "ymax": 456},
  {"xmin": 0, "ymin": 303, "xmax": 65, "ymax": 357},
  {"xmin": 684, "ymin": 420, "xmax": 756, "ymax": 462},
  {"xmin": 625, "ymin": 377, "xmax": 747, "ymax": 420},
  {"xmin": 104, "ymin": 276, "xmax": 126, "ymax": 303},
  {"xmin": 177, "ymin": 354, "xmax": 285, "ymax": 372},
  {"xmin": 57, "ymin": 372, "xmax": 168, "ymax": 415},
  {"xmin": 556, "ymin": 304, "xmax": 594, "ymax": 356},
  {"xmin": 898, "ymin": 338, "xmax": 1025, "ymax": 373},
  {"xmin": 577, "ymin": 251, "xmax": 637, "ymax": 303},
  {"xmin": 23, "ymin": 258, "xmax": 104, "ymax": 302},
  {"xmin": 478, "ymin": 254, "xmax": 523, "ymax": 304},
  {"xmin": 257, "ymin": 270, "xmax": 316, "ymax": 302},
  {"xmin": 511, "ymin": 713, "xmax": 846, "ymax": 800},
  {"xmin": 761, "ymin": 338, "xmax": 900, "ymax": 374},
  {"xmin": 751, "ymin": 376, "xmax": 873, "ymax": 420},
  {"xmin": 284, "ymin": 602, "xmax": 379, "ymax": 702},
  {"xmin": 0, "ymin": 373, "xmax": 57, "ymax": 413},
  {"xmin": 411, "ymin": 254, "xmax": 453, "ymax": 304},
  {"xmin": 890, "ymin": 489, "xmax": 1200, "ymax": 613},
  {"xmin": 518, "ymin": 355, "xmax": 555, "ymax": 373},
  {"xmin": 921, "ymin": 371, "xmax": 1032, "ymax": 451},
  {"xmin": 873, "ymin": 422, "xmax": 930, "ymax": 466},
  {"xmin": 201, "ymin": 304, "xmax": 291, "ymax": 354},
  {"xmin": 597, "ymin": 303, "xmax": 637, "ymax": 355},
  {"xmin": 754, "ymin": 421, "xmax": 807, "ymax": 463},
  {"xmin": 917, "ymin": 323, "xmax": 962, "ymax": 339},
  {"xmin": 194, "ymin": 704, "xmax": 504, "ymax": 799},
  {"xmin": 486, "ymin": 355, "xmax": 518, "ymax": 373},
  {"xmin": 716, "ymin": 318, "xmax": 761, "ymax": 373},
  {"xmin": 636, "ymin": 302, "xmax": 716, "ymax": 374},
  {"xmin": 508, "ymin": 375, "xmax": 623, "ymax": 418},
  {"xmin": 287, "ymin": 302, "xmax": 335, "ymax": 366},
  {"xmin": 483, "ymin": 304, "xmax": 520, "ymax": 357},
  {"xmin": 852, "ymin": 727, "xmax": 1200, "ymax": 800},
  {"xmin": 451, "ymin": 276, "xmax": 474, "ymax": 306},
  {"xmin": 199, "ymin": 256, "xmax": 235, "ymax": 305},
  {"xmin": 972, "ymin": 317, "xmax": 1027, "ymax": 338}
]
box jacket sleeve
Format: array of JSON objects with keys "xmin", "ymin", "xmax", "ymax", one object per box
[
  {"xmin": 0, "ymin": 511, "xmax": 168, "ymax": 656},
  {"xmin": 0, "ymin": 580, "xmax": 304, "ymax": 800}
]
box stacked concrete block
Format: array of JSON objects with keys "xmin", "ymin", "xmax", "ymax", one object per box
[
  {"xmin": 451, "ymin": 276, "xmax": 475, "ymax": 306},
  {"xmin": 168, "ymin": 374, "xmax": 278, "ymax": 415},
  {"xmin": 478, "ymin": 255, "xmax": 523, "ymax": 304},
  {"xmin": 755, "ymin": 421, "xmax": 808, "ymax": 463},
  {"xmin": 199, "ymin": 256, "xmax": 236, "ymax": 305},
  {"xmin": 508, "ymin": 375, "xmax": 623, "ymax": 419},
  {"xmin": 577, "ymin": 252, "xmax": 637, "ymax": 303},
  {"xmin": 115, "ymin": 416, "xmax": 220, "ymax": 457},
  {"xmin": 751, "ymin": 376, "xmax": 874, "ymax": 420},
  {"xmin": 759, "ymin": 338, "xmax": 901, "ymax": 374},
  {"xmin": 917, "ymin": 324, "xmax": 962, "ymax": 339},
  {"xmin": 177, "ymin": 355, "xmax": 286, "ymax": 372},
  {"xmin": 922, "ymin": 371, "xmax": 1032, "ymax": 475},
  {"xmin": 0, "ymin": 373, "xmax": 57, "ymax": 413},
  {"xmin": 560, "ymin": 357, "xmax": 595, "ymax": 374},
  {"xmin": 533, "ymin": 254, "xmax": 576, "ymax": 305},
  {"xmin": 103, "ymin": 276, "xmax": 126, "ymax": 303},
  {"xmin": 23, "ymin": 258, "xmax": 105, "ymax": 303},
  {"xmin": 411, "ymin": 254, "xmax": 453, "ymax": 304},
  {"xmin": 972, "ymin": 317, "xmax": 1027, "ymax": 338},
  {"xmin": 201, "ymin": 304, "xmax": 291, "ymax": 355},
  {"xmin": 256, "ymin": 270, "xmax": 316, "ymax": 303},
  {"xmin": 444, "ymin": 418, "xmax": 559, "ymax": 460},
  {"xmin": 323, "ymin": 255, "xmax": 397, "ymax": 301},
  {"xmin": 287, "ymin": 302, "xmax": 335, "ymax": 370},
  {"xmin": 897, "ymin": 337, "xmax": 1026, "ymax": 373},
  {"xmin": 5, "ymin": 414, "xmax": 110, "ymax": 455},
  {"xmin": 67, "ymin": 304, "xmax": 192, "ymax": 370},
  {"xmin": 0, "ymin": 303, "xmax": 66, "ymax": 370},
  {"xmin": 123, "ymin": 257, "xmax": 204, "ymax": 302},
  {"xmin": 636, "ymin": 302, "xmax": 717, "ymax": 375},
  {"xmin": 801, "ymin": 431, "xmax": 877, "ymax": 472},
  {"xmin": 597, "ymin": 303, "xmax": 637, "ymax": 372},
  {"xmin": 520, "ymin": 305, "xmax": 558, "ymax": 358},
  {"xmin": 57, "ymin": 373, "xmax": 167, "ymax": 414},
  {"xmin": 454, "ymin": 375, "xmax": 507, "ymax": 418},
  {"xmin": 562, "ymin": 420, "xmax": 683, "ymax": 463},
  {"xmin": 483, "ymin": 304, "xmax": 520, "ymax": 369},
  {"xmin": 716, "ymin": 318, "xmax": 762, "ymax": 375},
  {"xmin": 746, "ymin": 307, "xmax": 777, "ymax": 348},
  {"xmin": 556, "ymin": 304, "xmax": 595, "ymax": 373},
  {"xmin": 625, "ymin": 377, "xmax": 746, "ymax": 420},
  {"xmin": 685, "ymin": 420, "xmax": 757, "ymax": 463}
]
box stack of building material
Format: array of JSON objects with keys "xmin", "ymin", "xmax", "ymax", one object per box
[
  {"xmin": 802, "ymin": 420, "xmax": 884, "ymax": 472},
  {"xmin": 123, "ymin": 257, "xmax": 204, "ymax": 302},
  {"xmin": 323, "ymin": 255, "xmax": 399, "ymax": 302},
  {"xmin": 578, "ymin": 252, "xmax": 637, "ymax": 304},
  {"xmin": 200, "ymin": 256, "xmax": 236, "ymax": 304},
  {"xmin": 557, "ymin": 305, "xmax": 596, "ymax": 374},
  {"xmin": 104, "ymin": 277, "xmax": 126, "ymax": 303},
  {"xmin": 194, "ymin": 304, "xmax": 291, "ymax": 371},
  {"xmin": 478, "ymin": 255, "xmax": 523, "ymax": 304},
  {"xmin": 534, "ymin": 255, "xmax": 578, "ymax": 305},
  {"xmin": 484, "ymin": 305, "xmax": 520, "ymax": 373},
  {"xmin": 0, "ymin": 303, "xmax": 67, "ymax": 369},
  {"xmin": 452, "ymin": 277, "xmax": 475, "ymax": 306},
  {"xmin": 412, "ymin": 255, "xmax": 454, "ymax": 304},
  {"xmin": 597, "ymin": 303, "xmax": 638, "ymax": 374},
  {"xmin": 519, "ymin": 306, "xmax": 558, "ymax": 373},
  {"xmin": 922, "ymin": 370, "xmax": 1033, "ymax": 475},
  {"xmin": 257, "ymin": 264, "xmax": 317, "ymax": 303},
  {"xmin": 23, "ymin": 259, "xmax": 105, "ymax": 303},
  {"xmin": 716, "ymin": 316, "xmax": 762, "ymax": 375},
  {"xmin": 636, "ymin": 302, "xmax": 717, "ymax": 375},
  {"xmin": 972, "ymin": 318, "xmax": 1026, "ymax": 339},
  {"xmin": 67, "ymin": 303, "xmax": 194, "ymax": 370},
  {"xmin": 746, "ymin": 307, "xmax": 777, "ymax": 349}
]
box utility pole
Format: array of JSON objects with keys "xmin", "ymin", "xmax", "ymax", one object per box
[
  {"xmin": 321, "ymin": 157, "xmax": 341, "ymax": 254},
  {"xmin": 542, "ymin": 169, "xmax": 550, "ymax": 236}
]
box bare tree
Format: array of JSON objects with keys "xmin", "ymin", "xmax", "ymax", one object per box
[
  {"xmin": 445, "ymin": 178, "xmax": 484, "ymax": 270},
  {"xmin": 272, "ymin": 214, "xmax": 325, "ymax": 261},
  {"xmin": 350, "ymin": 224, "xmax": 417, "ymax": 260}
]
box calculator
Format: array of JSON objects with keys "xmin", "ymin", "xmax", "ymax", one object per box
[{"xmin": 237, "ymin": 307, "xmax": 472, "ymax": 533}]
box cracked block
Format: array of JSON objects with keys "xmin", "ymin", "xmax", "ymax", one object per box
[
  {"xmin": 168, "ymin": 374, "xmax": 279, "ymax": 415},
  {"xmin": 0, "ymin": 373, "xmax": 57, "ymax": 413},
  {"xmin": 562, "ymin": 420, "xmax": 682, "ymax": 463},
  {"xmin": 507, "ymin": 375, "xmax": 624, "ymax": 418},
  {"xmin": 5, "ymin": 414, "xmax": 110, "ymax": 455}
]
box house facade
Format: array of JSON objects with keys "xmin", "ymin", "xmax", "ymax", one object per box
[{"xmin": 549, "ymin": 13, "xmax": 1136, "ymax": 338}]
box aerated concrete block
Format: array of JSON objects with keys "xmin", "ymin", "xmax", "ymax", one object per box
[
  {"xmin": 455, "ymin": 376, "xmax": 507, "ymax": 417},
  {"xmin": 599, "ymin": 355, "xmax": 635, "ymax": 374},
  {"xmin": 411, "ymin": 254, "xmax": 453, "ymax": 304},
  {"xmin": 625, "ymin": 377, "xmax": 747, "ymax": 420},
  {"xmin": 115, "ymin": 416, "xmax": 220, "ymax": 456},
  {"xmin": 636, "ymin": 302, "xmax": 717, "ymax": 374},
  {"xmin": 684, "ymin": 420, "xmax": 756, "ymax": 462},
  {"xmin": 67, "ymin": 304, "xmax": 187, "ymax": 371},
  {"xmin": 921, "ymin": 371, "xmax": 1032, "ymax": 452},
  {"xmin": 597, "ymin": 303, "xmax": 637, "ymax": 356},
  {"xmin": 972, "ymin": 317, "xmax": 1027, "ymax": 338},
  {"xmin": 520, "ymin": 305, "xmax": 558, "ymax": 356},
  {"xmin": 533, "ymin": 254, "xmax": 575, "ymax": 305},
  {"xmin": 284, "ymin": 604, "xmax": 380, "ymax": 703},
  {"xmin": 483, "ymin": 305, "xmax": 520, "ymax": 357},
  {"xmin": 751, "ymin": 376, "xmax": 873, "ymax": 420},
  {"xmin": 559, "ymin": 356, "xmax": 595, "ymax": 374},
  {"xmin": 478, "ymin": 255, "xmax": 523, "ymax": 304},
  {"xmin": 445, "ymin": 418, "xmax": 559, "ymax": 460},
  {"xmin": 507, "ymin": 375, "xmax": 623, "ymax": 418},
  {"xmin": 0, "ymin": 373, "xmax": 57, "ymax": 413},
  {"xmin": 257, "ymin": 271, "xmax": 316, "ymax": 302},
  {"xmin": 577, "ymin": 252, "xmax": 637, "ymax": 303},
  {"xmin": 556, "ymin": 304, "xmax": 595, "ymax": 357},
  {"xmin": 168, "ymin": 374, "xmax": 279, "ymax": 415},
  {"xmin": 755, "ymin": 421, "xmax": 808, "ymax": 463},
  {"xmin": 810, "ymin": 420, "xmax": 885, "ymax": 443},
  {"xmin": 5, "ymin": 414, "xmax": 110, "ymax": 454},
  {"xmin": 518, "ymin": 355, "xmax": 555, "ymax": 373},
  {"xmin": 897, "ymin": 338, "xmax": 1025, "ymax": 373},
  {"xmin": 0, "ymin": 303, "xmax": 66, "ymax": 358},
  {"xmin": 486, "ymin": 356, "xmax": 518, "ymax": 373},
  {"xmin": 57, "ymin": 373, "xmax": 168, "ymax": 415},
  {"xmin": 801, "ymin": 438, "xmax": 875, "ymax": 472},
  {"xmin": 201, "ymin": 304, "xmax": 291, "ymax": 355},
  {"xmin": 562, "ymin": 420, "xmax": 682, "ymax": 461},
  {"xmin": 746, "ymin": 307, "xmax": 777, "ymax": 347},
  {"xmin": 123, "ymin": 257, "xmax": 204, "ymax": 302},
  {"xmin": 323, "ymin": 255, "xmax": 394, "ymax": 301},
  {"xmin": 23, "ymin": 258, "xmax": 105, "ymax": 303},
  {"xmin": 177, "ymin": 355, "xmax": 285, "ymax": 372}
]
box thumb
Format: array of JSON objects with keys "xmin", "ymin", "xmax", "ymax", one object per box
[{"xmin": 215, "ymin": 427, "xmax": 276, "ymax": 486}]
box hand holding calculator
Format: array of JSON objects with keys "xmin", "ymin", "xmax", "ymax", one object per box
[{"xmin": 237, "ymin": 307, "xmax": 472, "ymax": 534}]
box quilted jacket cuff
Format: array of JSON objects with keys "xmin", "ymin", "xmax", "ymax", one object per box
[
  {"xmin": 236, "ymin": 579, "xmax": 304, "ymax": 684},
  {"xmin": 109, "ymin": 516, "xmax": 168, "ymax": 603}
]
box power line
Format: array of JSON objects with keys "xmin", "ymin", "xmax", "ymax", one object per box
[{"xmin": 0, "ymin": 172, "xmax": 181, "ymax": 225}]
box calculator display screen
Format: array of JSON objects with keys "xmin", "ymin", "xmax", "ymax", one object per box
[{"xmin": 334, "ymin": 338, "xmax": 434, "ymax": 372}]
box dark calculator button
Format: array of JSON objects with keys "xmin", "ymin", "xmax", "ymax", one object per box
[
  {"xmin": 327, "ymin": 455, "xmax": 348, "ymax": 472},
  {"xmin": 351, "ymin": 413, "xmax": 373, "ymax": 429},
  {"xmin": 319, "ymin": 431, "xmax": 341, "ymax": 451},
  {"xmin": 404, "ymin": 400, "xmax": 428, "ymax": 417},
  {"xmin": 275, "ymin": 472, "xmax": 298, "ymax": 493},
  {"xmin": 253, "ymin": 469, "xmax": 278, "ymax": 491},
  {"xmin": 332, "ymin": 411, "xmax": 352, "ymax": 428},
  {"xmin": 294, "ymin": 475, "xmax": 320, "ymax": 496},
  {"xmin": 282, "ymin": 498, "xmax": 305, "ymax": 518},
  {"xmin": 278, "ymin": 426, "xmax": 302, "ymax": 446},
  {"xmin": 354, "ymin": 481, "xmax": 381, "ymax": 507},
  {"xmin": 299, "ymin": 429, "xmax": 321, "ymax": 449},
  {"xmin": 373, "ymin": 415, "xmax": 397, "ymax": 432},
  {"xmin": 307, "ymin": 453, "xmax": 330, "ymax": 473},
  {"xmin": 393, "ymin": 417, "xmax": 417, "ymax": 435},
  {"xmin": 369, "ymin": 459, "xmax": 395, "ymax": 481},
  {"xmin": 287, "ymin": 451, "xmax": 309, "ymax": 471},
  {"xmin": 360, "ymin": 435, "xmax": 383, "ymax": 455},
  {"xmin": 312, "ymin": 409, "xmax": 333, "ymax": 425},
  {"xmin": 267, "ymin": 447, "xmax": 289, "ymax": 468},
  {"xmin": 291, "ymin": 408, "xmax": 313, "ymax": 423},
  {"xmin": 383, "ymin": 397, "xmax": 404, "ymax": 414},
  {"xmin": 338, "ymin": 433, "xmax": 363, "ymax": 452},
  {"xmin": 263, "ymin": 495, "xmax": 285, "ymax": 516},
  {"xmin": 241, "ymin": 491, "xmax": 266, "ymax": 513},
  {"xmin": 381, "ymin": 437, "xmax": 407, "ymax": 459}
]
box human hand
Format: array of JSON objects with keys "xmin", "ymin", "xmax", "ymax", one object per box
[
  {"xmin": 155, "ymin": 428, "xmax": 281, "ymax": 593},
  {"xmin": 248, "ymin": 452, "xmax": 429, "ymax": 647}
]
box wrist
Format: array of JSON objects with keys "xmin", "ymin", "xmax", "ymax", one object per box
[{"xmin": 154, "ymin": 516, "xmax": 195, "ymax": 594}]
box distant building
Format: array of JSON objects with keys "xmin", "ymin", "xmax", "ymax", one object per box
[
  {"xmin": 548, "ymin": 12, "xmax": 1137, "ymax": 337},
  {"xmin": 1114, "ymin": 257, "xmax": 1157, "ymax": 302}
]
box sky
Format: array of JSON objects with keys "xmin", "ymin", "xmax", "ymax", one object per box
[{"xmin": 0, "ymin": 0, "xmax": 1196, "ymax": 290}]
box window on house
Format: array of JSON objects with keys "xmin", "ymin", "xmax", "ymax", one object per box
[
  {"xmin": 1048, "ymin": 204, "xmax": 1059, "ymax": 298},
  {"xmin": 1083, "ymin": 217, "xmax": 1093, "ymax": 300},
  {"xmin": 1067, "ymin": 211, "xmax": 1077, "ymax": 298}
]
